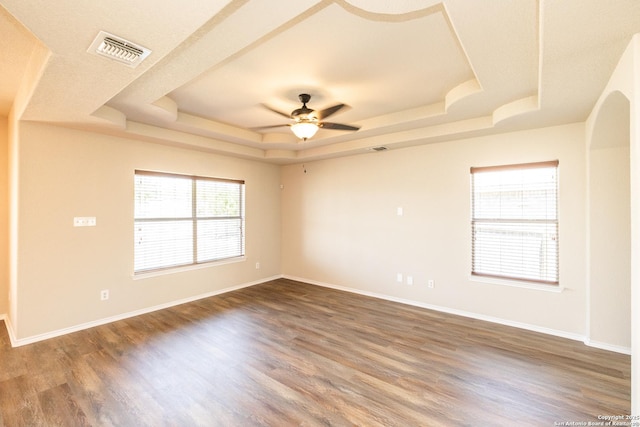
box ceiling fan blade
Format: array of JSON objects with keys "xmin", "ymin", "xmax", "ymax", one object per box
[
  {"xmin": 320, "ymin": 122, "xmax": 360, "ymax": 131},
  {"xmin": 316, "ymin": 103, "xmax": 346, "ymax": 120},
  {"xmin": 251, "ymin": 124, "xmax": 290, "ymax": 130},
  {"xmin": 260, "ymin": 103, "xmax": 291, "ymax": 119}
]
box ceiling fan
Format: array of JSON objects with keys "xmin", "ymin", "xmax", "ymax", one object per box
[{"xmin": 256, "ymin": 94, "xmax": 360, "ymax": 141}]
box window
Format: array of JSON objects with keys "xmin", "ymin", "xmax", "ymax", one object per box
[
  {"xmin": 470, "ymin": 161, "xmax": 559, "ymax": 285},
  {"xmin": 134, "ymin": 170, "xmax": 245, "ymax": 273}
]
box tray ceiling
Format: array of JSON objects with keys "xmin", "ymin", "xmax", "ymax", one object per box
[{"xmin": 1, "ymin": 0, "xmax": 639, "ymax": 163}]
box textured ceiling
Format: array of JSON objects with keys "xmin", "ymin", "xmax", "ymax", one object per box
[
  {"xmin": 1, "ymin": 0, "xmax": 639, "ymax": 163},
  {"xmin": 0, "ymin": 5, "xmax": 38, "ymax": 116}
]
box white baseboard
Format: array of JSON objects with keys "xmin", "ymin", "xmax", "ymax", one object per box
[
  {"xmin": 584, "ymin": 339, "xmax": 632, "ymax": 355},
  {"xmin": 8, "ymin": 275, "xmax": 281, "ymax": 348},
  {"xmin": 283, "ymin": 275, "xmax": 632, "ymax": 355},
  {"xmin": 7, "ymin": 275, "xmax": 632, "ymax": 355}
]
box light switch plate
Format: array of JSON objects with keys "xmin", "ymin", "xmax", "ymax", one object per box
[{"xmin": 74, "ymin": 217, "xmax": 96, "ymax": 227}]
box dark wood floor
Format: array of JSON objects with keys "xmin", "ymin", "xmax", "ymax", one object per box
[{"xmin": 0, "ymin": 278, "xmax": 631, "ymax": 426}]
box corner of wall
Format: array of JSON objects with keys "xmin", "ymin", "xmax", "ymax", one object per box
[
  {"xmin": 0, "ymin": 313, "xmax": 17, "ymax": 347},
  {"xmin": 0, "ymin": 116, "xmax": 8, "ymax": 317}
]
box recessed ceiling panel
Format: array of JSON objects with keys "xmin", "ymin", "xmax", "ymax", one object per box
[{"xmin": 169, "ymin": 3, "xmax": 474, "ymax": 130}]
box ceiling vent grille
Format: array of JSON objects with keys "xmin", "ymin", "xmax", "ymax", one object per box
[{"xmin": 87, "ymin": 31, "xmax": 151, "ymax": 68}]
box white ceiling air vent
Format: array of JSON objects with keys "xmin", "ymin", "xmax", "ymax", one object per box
[{"xmin": 87, "ymin": 31, "xmax": 151, "ymax": 68}]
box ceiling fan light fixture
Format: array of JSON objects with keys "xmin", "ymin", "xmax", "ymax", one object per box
[
  {"xmin": 291, "ymin": 121, "xmax": 319, "ymax": 140},
  {"xmin": 258, "ymin": 93, "xmax": 358, "ymax": 140}
]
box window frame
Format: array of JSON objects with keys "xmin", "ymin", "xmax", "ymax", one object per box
[
  {"xmin": 470, "ymin": 160, "xmax": 559, "ymax": 286},
  {"xmin": 134, "ymin": 170, "xmax": 245, "ymax": 275}
]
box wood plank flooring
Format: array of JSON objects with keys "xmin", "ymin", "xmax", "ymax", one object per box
[{"xmin": 0, "ymin": 278, "xmax": 631, "ymax": 426}]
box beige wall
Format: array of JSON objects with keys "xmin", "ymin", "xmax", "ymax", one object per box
[
  {"xmin": 12, "ymin": 121, "xmax": 281, "ymax": 340},
  {"xmin": 0, "ymin": 117, "xmax": 7, "ymax": 315},
  {"xmin": 588, "ymin": 145, "xmax": 631, "ymax": 348},
  {"xmin": 282, "ymin": 123, "xmax": 588, "ymax": 335},
  {"xmin": 633, "ymin": 35, "xmax": 640, "ymax": 417}
]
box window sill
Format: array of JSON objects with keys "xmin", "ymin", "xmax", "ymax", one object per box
[
  {"xmin": 470, "ymin": 275, "xmax": 564, "ymax": 293},
  {"xmin": 133, "ymin": 256, "xmax": 246, "ymax": 280}
]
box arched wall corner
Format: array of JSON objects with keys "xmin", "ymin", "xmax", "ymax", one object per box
[
  {"xmin": 585, "ymin": 33, "xmax": 639, "ymax": 416},
  {"xmin": 585, "ymin": 90, "xmax": 631, "ymax": 353},
  {"xmin": 588, "ymin": 90, "xmax": 631, "ymax": 150}
]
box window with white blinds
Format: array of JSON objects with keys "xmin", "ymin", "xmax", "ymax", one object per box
[
  {"xmin": 470, "ymin": 161, "xmax": 559, "ymax": 285},
  {"xmin": 134, "ymin": 170, "xmax": 245, "ymax": 274}
]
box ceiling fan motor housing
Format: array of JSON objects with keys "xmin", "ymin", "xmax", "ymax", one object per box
[{"xmin": 292, "ymin": 94, "xmax": 317, "ymax": 121}]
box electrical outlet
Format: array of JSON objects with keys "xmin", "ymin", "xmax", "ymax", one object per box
[
  {"xmin": 100, "ymin": 289, "xmax": 109, "ymax": 300},
  {"xmin": 407, "ymin": 276, "xmax": 413, "ymax": 285},
  {"xmin": 428, "ymin": 280, "xmax": 435, "ymax": 289},
  {"xmin": 396, "ymin": 273, "xmax": 403, "ymax": 283},
  {"xmin": 255, "ymin": 262, "xmax": 260, "ymax": 269}
]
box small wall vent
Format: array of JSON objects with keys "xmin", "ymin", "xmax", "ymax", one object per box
[
  {"xmin": 88, "ymin": 31, "xmax": 151, "ymax": 68},
  {"xmin": 370, "ymin": 146, "xmax": 388, "ymax": 152}
]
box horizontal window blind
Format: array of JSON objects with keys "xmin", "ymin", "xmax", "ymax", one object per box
[
  {"xmin": 134, "ymin": 170, "xmax": 245, "ymax": 273},
  {"xmin": 471, "ymin": 161, "xmax": 559, "ymax": 284}
]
